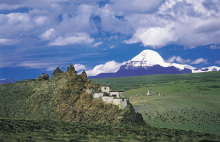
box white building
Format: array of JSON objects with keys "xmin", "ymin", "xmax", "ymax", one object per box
[
  {"xmin": 113, "ymin": 98, "xmax": 128, "ymax": 110},
  {"xmin": 110, "ymin": 91, "xmax": 125, "ymax": 98},
  {"xmin": 93, "ymin": 92, "xmax": 104, "ymax": 98},
  {"xmin": 147, "ymin": 90, "xmax": 150, "ymax": 96},
  {"xmin": 101, "ymin": 86, "xmax": 111, "ymax": 93},
  {"xmin": 93, "ymin": 86, "xmax": 128, "ymax": 110}
]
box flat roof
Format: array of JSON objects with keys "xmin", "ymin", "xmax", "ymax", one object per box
[
  {"xmin": 110, "ymin": 90, "xmax": 124, "ymax": 92},
  {"xmin": 101, "ymin": 85, "xmax": 111, "ymax": 87}
]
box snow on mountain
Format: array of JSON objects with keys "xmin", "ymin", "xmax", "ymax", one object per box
[
  {"xmin": 0, "ymin": 78, "xmax": 16, "ymax": 84},
  {"xmin": 127, "ymin": 50, "xmax": 165, "ymax": 68},
  {"xmin": 89, "ymin": 49, "xmax": 220, "ymax": 79},
  {"xmin": 124, "ymin": 49, "xmax": 195, "ymax": 71},
  {"xmin": 192, "ymin": 66, "xmax": 220, "ymax": 73}
]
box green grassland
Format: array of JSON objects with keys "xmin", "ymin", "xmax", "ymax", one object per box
[
  {"xmin": 92, "ymin": 71, "xmax": 220, "ymax": 136},
  {"xmin": 1, "ymin": 71, "xmax": 220, "ymax": 141},
  {"xmin": 0, "ymin": 118, "xmax": 219, "ymax": 142}
]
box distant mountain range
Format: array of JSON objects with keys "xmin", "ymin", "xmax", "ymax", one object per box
[
  {"xmin": 0, "ymin": 78, "xmax": 16, "ymax": 84},
  {"xmin": 89, "ymin": 50, "xmax": 220, "ymax": 79}
]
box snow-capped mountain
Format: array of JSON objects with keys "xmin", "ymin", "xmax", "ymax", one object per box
[
  {"xmin": 0, "ymin": 78, "xmax": 16, "ymax": 84},
  {"xmin": 122, "ymin": 50, "xmax": 195, "ymax": 70},
  {"xmin": 89, "ymin": 50, "xmax": 220, "ymax": 79}
]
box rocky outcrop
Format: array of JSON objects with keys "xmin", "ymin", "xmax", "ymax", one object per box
[
  {"xmin": 81, "ymin": 70, "xmax": 87, "ymax": 82},
  {"xmin": 52, "ymin": 66, "xmax": 64, "ymax": 77},
  {"xmin": 12, "ymin": 64, "xmax": 146, "ymax": 126},
  {"xmin": 36, "ymin": 73, "xmax": 49, "ymax": 81},
  {"xmin": 65, "ymin": 63, "xmax": 77, "ymax": 76}
]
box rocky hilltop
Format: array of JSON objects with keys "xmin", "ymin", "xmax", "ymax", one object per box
[{"xmin": 0, "ymin": 64, "xmax": 145, "ymax": 126}]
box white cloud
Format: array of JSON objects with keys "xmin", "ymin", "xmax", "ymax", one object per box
[
  {"xmin": 93, "ymin": 42, "xmax": 103, "ymax": 47},
  {"xmin": 122, "ymin": 0, "xmax": 220, "ymax": 48},
  {"xmin": 74, "ymin": 64, "xmax": 86, "ymax": 71},
  {"xmin": 111, "ymin": 0, "xmax": 163, "ymax": 14},
  {"xmin": 0, "ymin": 38, "xmax": 16, "ymax": 45},
  {"xmin": 166, "ymin": 56, "xmax": 177, "ymax": 63},
  {"xmin": 190, "ymin": 58, "xmax": 208, "ymax": 64},
  {"xmin": 176, "ymin": 56, "xmax": 191, "ymax": 64},
  {"xmin": 1, "ymin": 0, "xmax": 220, "ymax": 51},
  {"xmin": 210, "ymin": 45, "xmax": 220, "ymax": 49},
  {"xmin": 124, "ymin": 26, "xmax": 177, "ymax": 48},
  {"xmin": 48, "ymin": 33, "xmax": 94, "ymax": 46},
  {"xmin": 215, "ymin": 60, "xmax": 220, "ymax": 64},
  {"xmin": 34, "ymin": 16, "xmax": 47, "ymax": 25},
  {"xmin": 166, "ymin": 56, "xmax": 191, "ymax": 63},
  {"xmin": 86, "ymin": 60, "xmax": 121, "ymax": 76},
  {"xmin": 109, "ymin": 45, "xmax": 115, "ymax": 49},
  {"xmin": 17, "ymin": 61, "xmax": 52, "ymax": 69},
  {"xmin": 39, "ymin": 28, "xmax": 55, "ymax": 41}
]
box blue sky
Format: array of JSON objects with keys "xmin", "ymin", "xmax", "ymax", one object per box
[{"xmin": 0, "ymin": 0, "xmax": 220, "ymax": 80}]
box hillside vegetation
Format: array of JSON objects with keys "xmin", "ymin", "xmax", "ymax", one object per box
[
  {"xmin": 1, "ymin": 69, "xmax": 220, "ymax": 141},
  {"xmin": 92, "ymin": 71, "xmax": 220, "ymax": 136},
  {"xmin": 1, "ymin": 118, "xmax": 219, "ymax": 142},
  {"xmin": 0, "ymin": 65, "xmax": 144, "ymax": 125}
]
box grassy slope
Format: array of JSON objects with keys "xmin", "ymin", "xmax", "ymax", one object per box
[
  {"xmin": 92, "ymin": 72, "xmax": 220, "ymax": 136},
  {"xmin": 0, "ymin": 118, "xmax": 219, "ymax": 142}
]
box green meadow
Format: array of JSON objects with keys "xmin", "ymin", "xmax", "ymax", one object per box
[{"xmin": 92, "ymin": 71, "xmax": 220, "ymax": 136}]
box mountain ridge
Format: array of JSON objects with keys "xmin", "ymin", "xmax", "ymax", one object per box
[
  {"xmin": 89, "ymin": 49, "xmax": 220, "ymax": 79},
  {"xmin": 0, "ymin": 78, "xmax": 16, "ymax": 84}
]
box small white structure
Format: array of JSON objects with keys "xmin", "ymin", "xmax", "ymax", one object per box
[
  {"xmin": 110, "ymin": 91, "xmax": 125, "ymax": 98},
  {"xmin": 159, "ymin": 93, "xmax": 161, "ymax": 96},
  {"xmin": 147, "ymin": 90, "xmax": 150, "ymax": 96},
  {"xmin": 113, "ymin": 98, "xmax": 128, "ymax": 110},
  {"xmin": 102, "ymin": 96, "xmax": 114, "ymax": 103},
  {"xmin": 93, "ymin": 86, "xmax": 128, "ymax": 110},
  {"xmin": 93, "ymin": 92, "xmax": 104, "ymax": 98},
  {"xmin": 101, "ymin": 86, "xmax": 111, "ymax": 93}
]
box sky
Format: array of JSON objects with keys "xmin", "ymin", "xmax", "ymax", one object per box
[{"xmin": 0, "ymin": 0, "xmax": 220, "ymax": 81}]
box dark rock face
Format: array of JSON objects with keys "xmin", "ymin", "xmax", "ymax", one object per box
[
  {"xmin": 52, "ymin": 66, "xmax": 64, "ymax": 76},
  {"xmin": 89, "ymin": 65, "xmax": 192, "ymax": 79},
  {"xmin": 36, "ymin": 73, "xmax": 49, "ymax": 81}
]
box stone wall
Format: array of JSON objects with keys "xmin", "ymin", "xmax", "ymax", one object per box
[
  {"xmin": 93, "ymin": 92, "xmax": 104, "ymax": 98},
  {"xmin": 113, "ymin": 98, "xmax": 128, "ymax": 110},
  {"xmin": 102, "ymin": 96, "xmax": 114, "ymax": 103}
]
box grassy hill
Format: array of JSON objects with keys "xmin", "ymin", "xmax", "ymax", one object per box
[
  {"xmin": 1, "ymin": 70, "xmax": 220, "ymax": 141},
  {"xmin": 92, "ymin": 71, "xmax": 220, "ymax": 136}
]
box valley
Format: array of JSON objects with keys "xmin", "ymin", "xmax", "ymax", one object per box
[{"xmin": 92, "ymin": 71, "xmax": 220, "ymax": 136}]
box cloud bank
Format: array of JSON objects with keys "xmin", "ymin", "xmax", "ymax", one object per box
[
  {"xmin": 0, "ymin": 0, "xmax": 220, "ymax": 48},
  {"xmin": 86, "ymin": 60, "xmax": 121, "ymax": 76}
]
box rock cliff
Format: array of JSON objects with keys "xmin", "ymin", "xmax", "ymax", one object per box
[{"xmin": 15, "ymin": 64, "xmax": 145, "ymax": 125}]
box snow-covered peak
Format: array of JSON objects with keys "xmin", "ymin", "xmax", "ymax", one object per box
[
  {"xmin": 123, "ymin": 49, "xmax": 220, "ymax": 73},
  {"xmin": 130, "ymin": 49, "xmax": 165, "ymax": 66},
  {"xmin": 192, "ymin": 66, "xmax": 220, "ymax": 73}
]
